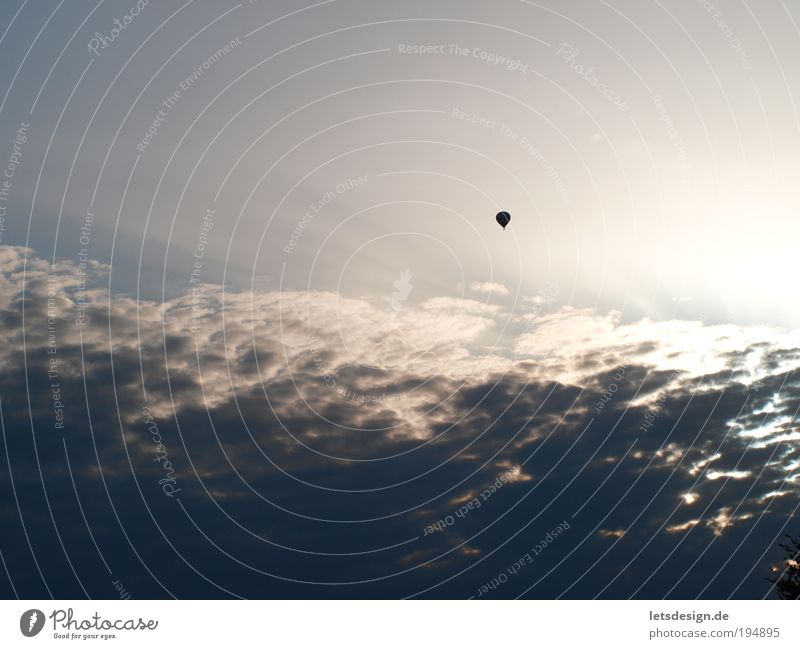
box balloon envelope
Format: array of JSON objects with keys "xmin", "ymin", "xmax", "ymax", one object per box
[{"xmin": 496, "ymin": 211, "xmax": 511, "ymax": 229}]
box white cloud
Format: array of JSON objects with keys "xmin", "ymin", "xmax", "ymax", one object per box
[{"xmin": 468, "ymin": 281, "xmax": 510, "ymax": 296}]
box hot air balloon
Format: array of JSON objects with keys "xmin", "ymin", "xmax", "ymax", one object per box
[{"xmin": 496, "ymin": 211, "xmax": 511, "ymax": 230}]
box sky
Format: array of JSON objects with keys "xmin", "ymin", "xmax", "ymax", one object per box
[{"xmin": 0, "ymin": 0, "xmax": 799, "ymax": 599}]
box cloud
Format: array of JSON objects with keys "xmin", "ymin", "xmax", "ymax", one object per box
[
  {"xmin": 468, "ymin": 281, "xmax": 510, "ymax": 296},
  {"xmin": 1, "ymin": 244, "xmax": 799, "ymax": 599}
]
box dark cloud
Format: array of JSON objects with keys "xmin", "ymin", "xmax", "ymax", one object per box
[{"xmin": 1, "ymin": 245, "xmax": 799, "ymax": 599}]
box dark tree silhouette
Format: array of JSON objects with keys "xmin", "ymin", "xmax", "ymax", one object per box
[{"xmin": 768, "ymin": 534, "xmax": 800, "ymax": 599}]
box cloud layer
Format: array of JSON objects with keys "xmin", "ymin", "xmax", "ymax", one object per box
[{"xmin": 1, "ymin": 244, "xmax": 799, "ymax": 599}]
